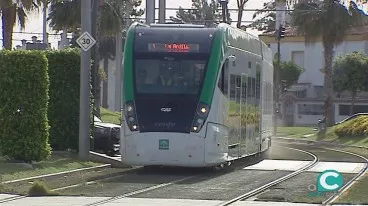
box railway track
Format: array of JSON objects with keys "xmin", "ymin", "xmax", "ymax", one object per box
[
  {"xmin": 215, "ymin": 146, "xmax": 319, "ymax": 206},
  {"xmin": 1, "ymin": 145, "xmax": 366, "ymax": 206},
  {"xmin": 215, "ymin": 145, "xmax": 367, "ymax": 206},
  {"xmin": 0, "ymin": 166, "xmax": 145, "ymax": 204},
  {"xmin": 321, "ymin": 148, "xmax": 367, "ymax": 205},
  {"xmin": 76, "ymin": 145, "xmax": 317, "ymax": 206}
]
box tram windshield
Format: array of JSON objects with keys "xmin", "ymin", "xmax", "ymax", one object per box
[{"xmin": 134, "ymin": 54, "xmax": 208, "ymax": 95}]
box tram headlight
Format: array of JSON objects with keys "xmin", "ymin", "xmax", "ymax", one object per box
[
  {"xmin": 191, "ymin": 102, "xmax": 210, "ymax": 133},
  {"xmin": 124, "ymin": 101, "xmax": 139, "ymax": 132}
]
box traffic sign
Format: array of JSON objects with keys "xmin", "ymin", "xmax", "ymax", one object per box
[{"xmin": 76, "ymin": 31, "xmax": 96, "ymax": 51}]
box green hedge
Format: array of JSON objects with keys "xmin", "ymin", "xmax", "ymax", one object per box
[
  {"xmin": 46, "ymin": 49, "xmax": 80, "ymax": 150},
  {"xmin": 0, "ymin": 50, "xmax": 51, "ymax": 162},
  {"xmin": 335, "ymin": 116, "xmax": 368, "ymax": 137},
  {"xmin": 46, "ymin": 49, "xmax": 94, "ymax": 151}
]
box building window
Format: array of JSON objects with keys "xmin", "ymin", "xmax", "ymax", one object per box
[
  {"xmin": 298, "ymin": 104, "xmax": 324, "ymax": 115},
  {"xmin": 291, "ymin": 51, "xmax": 305, "ymax": 69},
  {"xmin": 339, "ymin": 104, "xmax": 368, "ymax": 116}
]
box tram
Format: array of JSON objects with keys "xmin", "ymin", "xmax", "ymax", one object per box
[{"xmin": 120, "ymin": 22, "xmax": 274, "ymax": 167}]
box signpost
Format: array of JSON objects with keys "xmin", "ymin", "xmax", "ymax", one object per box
[
  {"xmin": 79, "ymin": 0, "xmax": 92, "ymax": 160},
  {"xmin": 76, "ymin": 32, "xmax": 96, "ymax": 52}
]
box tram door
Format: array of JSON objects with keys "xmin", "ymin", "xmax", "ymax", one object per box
[
  {"xmin": 247, "ymin": 74, "xmax": 257, "ymax": 155},
  {"xmin": 240, "ymin": 74, "xmax": 248, "ymax": 156},
  {"xmin": 228, "ymin": 74, "xmax": 241, "ymax": 158}
]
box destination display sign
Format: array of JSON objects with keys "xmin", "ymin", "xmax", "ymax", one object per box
[{"xmin": 147, "ymin": 43, "xmax": 200, "ymax": 53}]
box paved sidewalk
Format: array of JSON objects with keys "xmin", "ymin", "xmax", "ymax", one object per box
[{"xmin": 0, "ymin": 196, "xmax": 325, "ymax": 206}]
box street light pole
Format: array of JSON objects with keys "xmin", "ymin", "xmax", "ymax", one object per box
[
  {"xmin": 219, "ymin": 0, "xmax": 229, "ymax": 24},
  {"xmin": 146, "ymin": 0, "xmax": 155, "ymax": 24},
  {"xmin": 79, "ymin": 0, "xmax": 92, "ymax": 160}
]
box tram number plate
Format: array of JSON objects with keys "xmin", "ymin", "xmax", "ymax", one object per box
[{"xmin": 159, "ymin": 139, "xmax": 169, "ymax": 150}]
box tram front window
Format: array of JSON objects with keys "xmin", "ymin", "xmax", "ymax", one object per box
[{"xmin": 134, "ymin": 56, "xmax": 206, "ymax": 95}]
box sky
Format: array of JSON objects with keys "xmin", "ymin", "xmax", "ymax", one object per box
[{"xmin": 0, "ymin": 0, "xmax": 269, "ymax": 49}]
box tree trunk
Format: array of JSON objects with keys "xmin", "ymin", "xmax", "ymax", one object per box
[
  {"xmin": 349, "ymin": 89, "xmax": 357, "ymax": 115},
  {"xmin": 322, "ymin": 39, "xmax": 335, "ymax": 127},
  {"xmin": 115, "ymin": 31, "xmax": 123, "ymax": 112},
  {"xmin": 236, "ymin": 2, "xmax": 245, "ymax": 28},
  {"xmin": 102, "ymin": 56, "xmax": 109, "ymax": 108},
  {"xmin": 1, "ymin": 5, "xmax": 16, "ymax": 49},
  {"xmin": 93, "ymin": 2, "xmax": 102, "ymax": 116},
  {"xmin": 42, "ymin": 2, "xmax": 48, "ymax": 46}
]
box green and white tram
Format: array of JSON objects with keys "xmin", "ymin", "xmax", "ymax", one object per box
[{"xmin": 120, "ymin": 22, "xmax": 274, "ymax": 167}]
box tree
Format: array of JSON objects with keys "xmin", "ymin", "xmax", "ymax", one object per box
[
  {"xmin": 273, "ymin": 58, "xmax": 303, "ymax": 94},
  {"xmin": 333, "ymin": 52, "xmax": 368, "ymax": 115},
  {"xmin": 291, "ymin": 0, "xmax": 366, "ymax": 126},
  {"xmin": 170, "ymin": 0, "xmax": 225, "ymax": 27},
  {"xmin": 99, "ymin": 37, "xmax": 115, "ymax": 108},
  {"xmin": 48, "ymin": 0, "xmax": 81, "ymax": 33},
  {"xmin": 236, "ymin": 0, "xmax": 249, "ymax": 28},
  {"xmin": 0, "ymin": 0, "xmax": 38, "ymax": 49},
  {"xmin": 247, "ymin": 1, "xmax": 276, "ymax": 32},
  {"xmin": 247, "ymin": 0, "xmax": 297, "ymax": 32},
  {"xmin": 47, "ymin": 0, "xmax": 143, "ymax": 114}
]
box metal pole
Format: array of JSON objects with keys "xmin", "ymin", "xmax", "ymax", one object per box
[
  {"xmin": 146, "ymin": 0, "xmax": 155, "ymax": 24},
  {"xmin": 158, "ymin": 0, "xmax": 166, "ymax": 23},
  {"xmin": 219, "ymin": 0, "xmax": 229, "ymax": 24},
  {"xmin": 79, "ymin": 0, "xmax": 91, "ymax": 160},
  {"xmin": 273, "ymin": 31, "xmax": 281, "ymax": 136},
  {"xmin": 115, "ymin": 31, "xmax": 123, "ymax": 112},
  {"xmin": 222, "ymin": 5, "xmax": 227, "ymax": 23},
  {"xmin": 42, "ymin": 2, "xmax": 48, "ymax": 46}
]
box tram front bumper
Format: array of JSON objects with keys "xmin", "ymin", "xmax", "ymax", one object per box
[{"xmin": 122, "ymin": 132, "xmax": 207, "ymax": 167}]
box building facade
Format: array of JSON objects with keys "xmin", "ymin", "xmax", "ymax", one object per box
[{"xmin": 259, "ymin": 26, "xmax": 368, "ymax": 126}]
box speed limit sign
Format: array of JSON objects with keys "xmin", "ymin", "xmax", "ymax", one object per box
[{"xmin": 76, "ymin": 32, "xmax": 96, "ymax": 51}]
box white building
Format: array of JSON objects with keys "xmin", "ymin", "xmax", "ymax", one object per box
[{"xmin": 259, "ymin": 25, "xmax": 368, "ymax": 126}]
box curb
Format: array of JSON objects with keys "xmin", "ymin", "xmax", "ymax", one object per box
[
  {"xmin": 2, "ymin": 164, "xmax": 111, "ymax": 185},
  {"xmin": 274, "ymin": 136, "xmax": 368, "ymax": 150}
]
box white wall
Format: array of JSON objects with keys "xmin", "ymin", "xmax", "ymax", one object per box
[{"xmin": 269, "ymin": 40, "xmax": 367, "ymax": 87}]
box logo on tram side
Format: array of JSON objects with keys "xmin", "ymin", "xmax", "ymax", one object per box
[
  {"xmin": 307, "ymin": 170, "xmax": 343, "ymax": 197},
  {"xmin": 154, "ymin": 122, "xmax": 176, "ymax": 129},
  {"xmin": 159, "ymin": 139, "xmax": 169, "ymax": 150},
  {"xmin": 161, "ymin": 107, "xmax": 172, "ymax": 112}
]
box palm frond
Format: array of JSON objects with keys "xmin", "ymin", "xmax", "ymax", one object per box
[{"xmin": 16, "ymin": 6, "xmax": 27, "ymax": 29}]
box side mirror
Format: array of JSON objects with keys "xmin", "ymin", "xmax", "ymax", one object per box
[
  {"xmin": 228, "ymin": 55, "xmax": 236, "ymax": 62},
  {"xmin": 228, "ymin": 55, "xmax": 236, "ymax": 67}
]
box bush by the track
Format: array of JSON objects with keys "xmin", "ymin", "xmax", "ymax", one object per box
[
  {"xmin": 0, "ymin": 50, "xmax": 51, "ymax": 162},
  {"xmin": 46, "ymin": 49, "xmax": 83, "ymax": 151},
  {"xmin": 334, "ymin": 115, "xmax": 368, "ymax": 137}
]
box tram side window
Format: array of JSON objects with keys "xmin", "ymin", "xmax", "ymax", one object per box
[{"xmin": 217, "ymin": 60, "xmax": 229, "ymax": 96}]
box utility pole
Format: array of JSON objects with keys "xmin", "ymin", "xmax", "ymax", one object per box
[
  {"xmin": 158, "ymin": 0, "xmax": 166, "ymax": 23},
  {"xmin": 42, "ymin": 1, "xmax": 48, "ymax": 47},
  {"xmin": 146, "ymin": 0, "xmax": 155, "ymax": 24},
  {"xmin": 273, "ymin": 0, "xmax": 286, "ymax": 136},
  {"xmin": 79, "ymin": 0, "xmax": 92, "ymax": 160},
  {"xmin": 219, "ymin": 0, "xmax": 229, "ymax": 24},
  {"xmin": 274, "ymin": 25, "xmax": 285, "ymax": 136}
]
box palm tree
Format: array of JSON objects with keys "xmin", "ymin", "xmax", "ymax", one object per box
[
  {"xmin": 291, "ymin": 0, "xmax": 366, "ymax": 126},
  {"xmin": 99, "ymin": 37, "xmax": 116, "ymax": 108},
  {"xmin": 1, "ymin": 0, "xmax": 38, "ymax": 49},
  {"xmin": 47, "ymin": 0, "xmax": 143, "ymax": 113}
]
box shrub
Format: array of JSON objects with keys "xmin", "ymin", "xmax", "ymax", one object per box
[
  {"xmin": 0, "ymin": 50, "xmax": 51, "ymax": 162},
  {"xmin": 46, "ymin": 49, "xmax": 94, "ymax": 151},
  {"xmin": 28, "ymin": 181, "xmax": 58, "ymax": 196},
  {"xmin": 335, "ymin": 116, "xmax": 368, "ymax": 137},
  {"xmin": 46, "ymin": 49, "xmax": 78, "ymax": 150}
]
